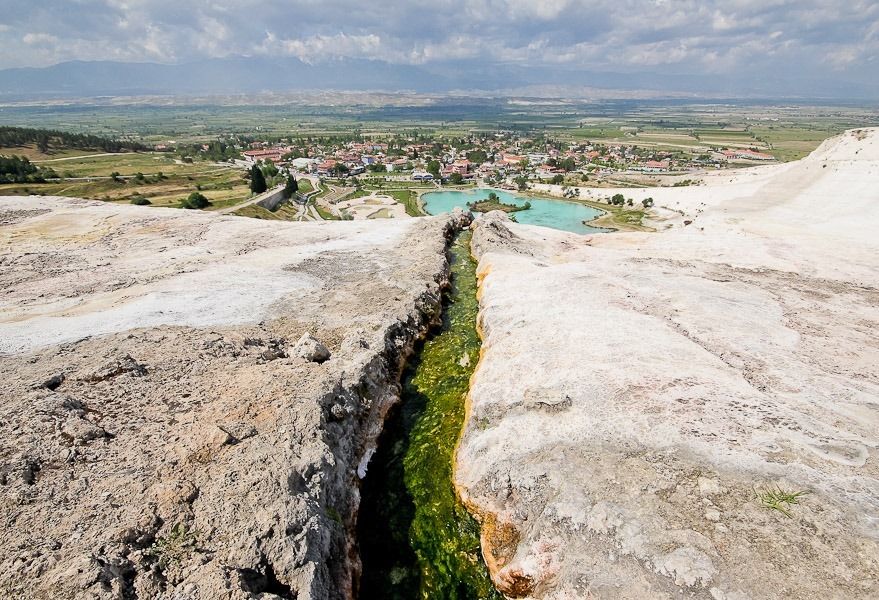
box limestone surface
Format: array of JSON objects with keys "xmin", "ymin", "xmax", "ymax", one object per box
[
  {"xmin": 459, "ymin": 129, "xmax": 879, "ymax": 599},
  {"xmin": 0, "ymin": 197, "xmax": 467, "ymax": 599}
]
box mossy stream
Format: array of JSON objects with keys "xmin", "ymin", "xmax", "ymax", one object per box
[{"xmin": 357, "ymin": 230, "xmax": 500, "ymax": 599}]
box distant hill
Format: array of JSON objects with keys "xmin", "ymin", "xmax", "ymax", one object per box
[
  {"xmin": 1, "ymin": 57, "xmax": 877, "ymax": 101},
  {"xmin": 0, "ymin": 58, "xmax": 448, "ymax": 99}
]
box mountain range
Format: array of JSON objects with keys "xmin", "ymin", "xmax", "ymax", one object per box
[{"xmin": 2, "ymin": 57, "xmax": 877, "ymax": 101}]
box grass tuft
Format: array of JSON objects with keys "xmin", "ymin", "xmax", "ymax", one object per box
[
  {"xmin": 147, "ymin": 522, "xmax": 200, "ymax": 569},
  {"xmin": 756, "ymin": 486, "xmax": 808, "ymax": 518}
]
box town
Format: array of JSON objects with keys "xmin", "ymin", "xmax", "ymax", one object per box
[{"xmin": 223, "ymin": 131, "xmax": 775, "ymax": 187}]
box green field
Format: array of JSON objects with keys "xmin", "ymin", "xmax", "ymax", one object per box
[
  {"xmin": 29, "ymin": 151, "xmax": 221, "ymax": 177},
  {"xmin": 0, "ymin": 151, "xmax": 251, "ymax": 208},
  {"xmin": 1, "ymin": 99, "xmax": 873, "ymax": 159}
]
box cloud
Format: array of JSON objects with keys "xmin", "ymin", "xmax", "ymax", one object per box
[
  {"xmin": 0, "ymin": 0, "xmax": 875, "ymax": 91},
  {"xmin": 23, "ymin": 33, "xmax": 59, "ymax": 45}
]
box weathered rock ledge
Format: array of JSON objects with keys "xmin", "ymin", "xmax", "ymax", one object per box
[
  {"xmin": 459, "ymin": 130, "xmax": 879, "ymax": 599},
  {"xmin": 0, "ymin": 197, "xmax": 470, "ymax": 599}
]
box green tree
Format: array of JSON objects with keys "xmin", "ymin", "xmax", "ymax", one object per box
[
  {"xmin": 426, "ymin": 160, "xmax": 441, "ymax": 178},
  {"xmin": 466, "ymin": 149, "xmax": 488, "ymax": 163},
  {"xmin": 250, "ymin": 164, "xmax": 267, "ymax": 194},
  {"xmin": 449, "ymin": 172, "xmax": 463, "ymax": 184},
  {"xmin": 642, "ymin": 197, "xmax": 654, "ymax": 208},
  {"xmin": 181, "ymin": 192, "xmax": 210, "ymax": 209},
  {"xmin": 37, "ymin": 134, "xmax": 50, "ymax": 154},
  {"xmin": 611, "ymin": 193, "xmax": 625, "ymax": 206},
  {"xmin": 514, "ymin": 175, "xmax": 528, "ymax": 191},
  {"xmin": 551, "ymin": 174, "xmax": 564, "ymax": 185},
  {"xmin": 282, "ymin": 174, "xmax": 298, "ymax": 199}
]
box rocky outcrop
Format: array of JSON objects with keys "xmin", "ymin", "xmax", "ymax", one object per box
[
  {"xmin": 459, "ymin": 130, "xmax": 879, "ymax": 599},
  {"xmin": 0, "ymin": 197, "xmax": 470, "ymax": 599},
  {"xmin": 294, "ymin": 334, "xmax": 332, "ymax": 363}
]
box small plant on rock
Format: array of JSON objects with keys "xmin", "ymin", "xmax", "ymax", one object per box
[
  {"xmin": 756, "ymin": 486, "xmax": 807, "ymax": 518},
  {"xmin": 147, "ymin": 522, "xmax": 200, "ymax": 569}
]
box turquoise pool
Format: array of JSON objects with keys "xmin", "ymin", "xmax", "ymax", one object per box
[{"xmin": 422, "ymin": 188, "xmax": 604, "ymax": 234}]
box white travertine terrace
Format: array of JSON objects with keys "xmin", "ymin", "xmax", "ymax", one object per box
[{"xmin": 460, "ymin": 129, "xmax": 879, "ymax": 599}]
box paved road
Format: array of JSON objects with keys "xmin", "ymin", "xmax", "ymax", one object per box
[{"xmin": 34, "ymin": 152, "xmax": 137, "ymax": 163}]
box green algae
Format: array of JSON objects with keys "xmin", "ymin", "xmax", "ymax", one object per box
[{"xmin": 358, "ymin": 230, "xmax": 500, "ymax": 599}]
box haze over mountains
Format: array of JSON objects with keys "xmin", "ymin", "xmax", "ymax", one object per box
[{"xmin": 2, "ymin": 56, "xmax": 878, "ymax": 101}]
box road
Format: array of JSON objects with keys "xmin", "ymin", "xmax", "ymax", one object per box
[{"xmin": 217, "ymin": 184, "xmax": 284, "ymax": 215}]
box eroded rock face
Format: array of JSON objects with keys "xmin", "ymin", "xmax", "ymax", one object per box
[
  {"xmin": 0, "ymin": 197, "xmax": 469, "ymax": 599},
  {"xmin": 459, "ymin": 130, "xmax": 879, "ymax": 599}
]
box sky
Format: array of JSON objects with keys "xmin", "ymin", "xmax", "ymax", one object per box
[{"xmin": 1, "ymin": 0, "xmax": 877, "ymax": 88}]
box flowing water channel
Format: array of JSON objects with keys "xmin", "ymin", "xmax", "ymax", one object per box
[{"xmin": 357, "ymin": 230, "xmax": 501, "ymax": 599}]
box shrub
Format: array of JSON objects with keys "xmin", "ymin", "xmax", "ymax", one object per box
[
  {"xmin": 130, "ymin": 195, "xmax": 151, "ymax": 205},
  {"xmin": 181, "ymin": 192, "xmax": 210, "ymax": 209}
]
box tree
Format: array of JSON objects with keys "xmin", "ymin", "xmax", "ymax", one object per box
[
  {"xmin": 487, "ymin": 192, "xmax": 500, "ymax": 203},
  {"xmin": 466, "ymin": 149, "xmax": 488, "ymax": 163},
  {"xmin": 514, "ymin": 175, "xmax": 528, "ymax": 191},
  {"xmin": 551, "ymin": 174, "xmax": 564, "ymax": 185},
  {"xmin": 250, "ymin": 164, "xmax": 267, "ymax": 194},
  {"xmin": 426, "ymin": 160, "xmax": 441, "ymax": 178},
  {"xmin": 181, "ymin": 192, "xmax": 210, "ymax": 209},
  {"xmin": 642, "ymin": 197, "xmax": 655, "ymax": 208},
  {"xmin": 449, "ymin": 172, "xmax": 463, "ymax": 185},
  {"xmin": 37, "ymin": 134, "xmax": 50, "ymax": 154},
  {"xmin": 611, "ymin": 193, "xmax": 625, "ymax": 206},
  {"xmin": 283, "ymin": 174, "xmax": 299, "ymax": 199},
  {"xmin": 111, "ymin": 171, "xmax": 122, "ymax": 183}
]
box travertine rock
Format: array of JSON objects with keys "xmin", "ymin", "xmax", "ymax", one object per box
[
  {"xmin": 461, "ymin": 129, "xmax": 879, "ymax": 600},
  {"xmin": 294, "ymin": 333, "xmax": 331, "ymax": 363},
  {"xmin": 0, "ymin": 197, "xmax": 469, "ymax": 599}
]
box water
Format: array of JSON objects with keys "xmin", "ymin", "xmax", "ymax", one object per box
[
  {"xmin": 357, "ymin": 231, "xmax": 501, "ymax": 600},
  {"xmin": 422, "ymin": 188, "xmax": 604, "ymax": 234}
]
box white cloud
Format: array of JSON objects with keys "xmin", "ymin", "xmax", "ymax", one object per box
[
  {"xmin": 23, "ymin": 33, "xmax": 58, "ymax": 45},
  {"xmin": 0, "ymin": 0, "xmax": 875, "ymax": 93}
]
